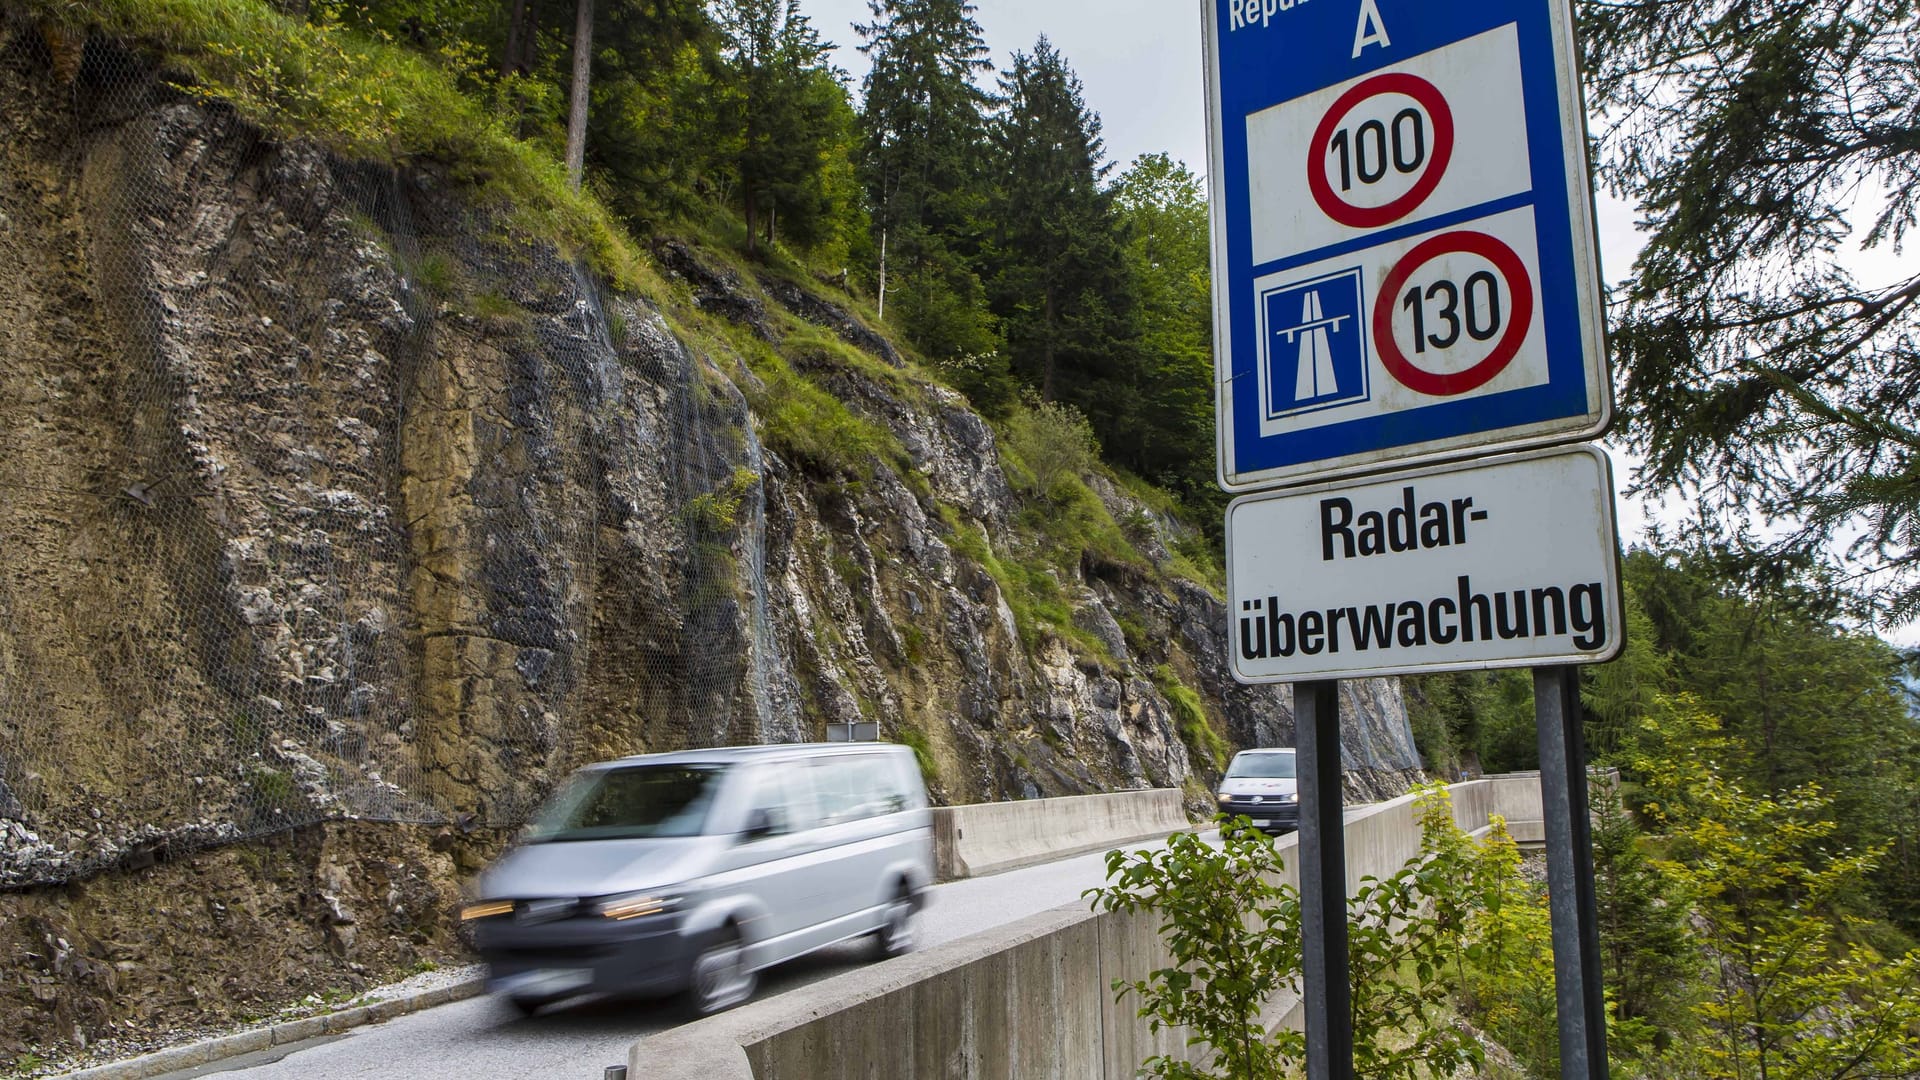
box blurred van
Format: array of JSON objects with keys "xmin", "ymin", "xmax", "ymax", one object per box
[
  {"xmin": 1216, "ymin": 747, "xmax": 1299, "ymax": 834},
  {"xmin": 460, "ymin": 743, "xmax": 933, "ymax": 1016}
]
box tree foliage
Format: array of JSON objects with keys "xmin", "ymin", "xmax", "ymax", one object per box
[
  {"xmin": 1580, "ymin": 0, "xmax": 1920, "ymax": 617},
  {"xmin": 1630, "ymin": 696, "xmax": 1920, "ymax": 1080},
  {"xmin": 986, "ymin": 38, "xmax": 1135, "ymax": 433},
  {"xmin": 1113, "ymin": 153, "xmax": 1214, "ymax": 493}
]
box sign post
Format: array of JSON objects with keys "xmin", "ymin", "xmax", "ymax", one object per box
[{"xmin": 1201, "ymin": 0, "xmax": 1620, "ymax": 1076}]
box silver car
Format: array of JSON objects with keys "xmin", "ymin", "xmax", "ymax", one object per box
[
  {"xmin": 1216, "ymin": 747, "xmax": 1299, "ymax": 834},
  {"xmin": 460, "ymin": 743, "xmax": 934, "ymax": 1015}
]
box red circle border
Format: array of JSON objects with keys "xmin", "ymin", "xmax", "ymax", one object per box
[
  {"xmin": 1307, "ymin": 72, "xmax": 1455, "ymax": 230},
  {"xmin": 1372, "ymin": 230, "xmax": 1535, "ymax": 398}
]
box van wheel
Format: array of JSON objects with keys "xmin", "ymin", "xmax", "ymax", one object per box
[
  {"xmin": 871, "ymin": 885, "xmax": 917, "ymax": 960},
  {"xmin": 686, "ymin": 925, "xmax": 756, "ymax": 1017},
  {"xmin": 504, "ymin": 994, "xmax": 551, "ymax": 1017}
]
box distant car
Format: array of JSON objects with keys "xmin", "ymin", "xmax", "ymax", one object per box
[
  {"xmin": 1216, "ymin": 747, "xmax": 1299, "ymax": 834},
  {"xmin": 460, "ymin": 743, "xmax": 934, "ymax": 1017}
]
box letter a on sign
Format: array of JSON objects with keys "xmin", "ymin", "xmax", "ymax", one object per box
[{"xmin": 1352, "ymin": 0, "xmax": 1390, "ymax": 57}]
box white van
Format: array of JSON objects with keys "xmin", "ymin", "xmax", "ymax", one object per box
[
  {"xmin": 1216, "ymin": 747, "xmax": 1299, "ymax": 834},
  {"xmin": 460, "ymin": 743, "xmax": 933, "ymax": 1015}
]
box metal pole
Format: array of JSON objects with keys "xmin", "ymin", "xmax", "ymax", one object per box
[
  {"xmin": 1295, "ymin": 679, "xmax": 1353, "ymax": 1080},
  {"xmin": 1534, "ymin": 666, "xmax": 1609, "ymax": 1080}
]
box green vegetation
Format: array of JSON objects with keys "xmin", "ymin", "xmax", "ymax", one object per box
[
  {"xmin": 27, "ymin": 0, "xmax": 646, "ymax": 285},
  {"xmin": 891, "ymin": 725, "xmax": 937, "ymax": 787},
  {"xmin": 683, "ymin": 465, "xmax": 761, "ymax": 533},
  {"xmin": 1153, "ymin": 665, "xmax": 1226, "ymax": 771},
  {"xmin": 1583, "ymin": 0, "xmax": 1920, "ymax": 617},
  {"xmin": 1403, "ymin": 538, "xmax": 1920, "ymax": 1076},
  {"xmin": 244, "ymin": 766, "xmax": 299, "ymax": 812},
  {"xmin": 1087, "ymin": 789, "xmax": 1512, "ymax": 1080}
]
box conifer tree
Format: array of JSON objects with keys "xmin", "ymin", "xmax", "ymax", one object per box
[
  {"xmin": 854, "ymin": 0, "xmax": 994, "ymax": 326},
  {"xmin": 987, "ymin": 39, "xmax": 1137, "ymax": 445},
  {"xmin": 715, "ymin": 0, "xmax": 841, "ymax": 253},
  {"xmin": 1114, "ymin": 153, "xmax": 1213, "ymax": 489},
  {"xmin": 1582, "ymin": 0, "xmax": 1920, "ymax": 618}
]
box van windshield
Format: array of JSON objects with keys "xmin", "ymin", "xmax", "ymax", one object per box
[
  {"xmin": 1226, "ymin": 752, "xmax": 1296, "ymax": 779},
  {"xmin": 525, "ymin": 765, "xmax": 723, "ymax": 842}
]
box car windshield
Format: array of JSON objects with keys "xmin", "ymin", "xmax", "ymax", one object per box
[
  {"xmin": 525, "ymin": 764, "xmax": 724, "ymax": 842},
  {"xmin": 1226, "ymin": 752, "xmax": 1296, "ymax": 779}
]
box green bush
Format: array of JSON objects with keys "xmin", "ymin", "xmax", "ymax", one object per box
[
  {"xmin": 1087, "ymin": 787, "xmax": 1491, "ymax": 1080},
  {"xmin": 1001, "ymin": 397, "xmax": 1099, "ymax": 498}
]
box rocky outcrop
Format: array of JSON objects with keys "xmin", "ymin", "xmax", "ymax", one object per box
[{"xmin": 0, "ymin": 20, "xmax": 1421, "ymax": 900}]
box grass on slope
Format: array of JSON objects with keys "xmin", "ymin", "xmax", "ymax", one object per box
[{"xmin": 26, "ymin": 0, "xmax": 646, "ymax": 288}]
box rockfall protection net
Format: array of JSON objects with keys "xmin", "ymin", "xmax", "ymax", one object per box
[{"xmin": 0, "ymin": 21, "xmax": 791, "ymax": 888}]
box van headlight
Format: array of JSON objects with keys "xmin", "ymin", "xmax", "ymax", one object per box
[
  {"xmin": 459, "ymin": 900, "xmax": 514, "ymax": 921},
  {"xmin": 594, "ymin": 892, "xmax": 681, "ymax": 921},
  {"xmin": 1217, "ymin": 793, "xmax": 1232, "ymax": 805}
]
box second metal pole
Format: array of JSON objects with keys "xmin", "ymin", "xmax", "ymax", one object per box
[
  {"xmin": 1296, "ymin": 679, "xmax": 1353, "ymax": 1080},
  {"xmin": 1534, "ymin": 665, "xmax": 1610, "ymax": 1080}
]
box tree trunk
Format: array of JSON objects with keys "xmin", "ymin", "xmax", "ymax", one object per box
[
  {"xmin": 502, "ymin": 0, "xmax": 530, "ymax": 77},
  {"xmin": 877, "ymin": 226, "xmax": 889, "ymax": 321},
  {"xmin": 743, "ymin": 189, "xmax": 758, "ymax": 256},
  {"xmin": 564, "ymin": 0, "xmax": 594, "ymax": 192}
]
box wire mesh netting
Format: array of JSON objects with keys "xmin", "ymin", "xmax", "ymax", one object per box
[{"xmin": 0, "ymin": 21, "xmax": 797, "ymax": 888}]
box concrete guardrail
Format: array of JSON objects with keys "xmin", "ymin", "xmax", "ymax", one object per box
[
  {"xmin": 630, "ymin": 773, "xmax": 1551, "ymax": 1079},
  {"xmin": 931, "ymin": 787, "xmax": 1194, "ymax": 881}
]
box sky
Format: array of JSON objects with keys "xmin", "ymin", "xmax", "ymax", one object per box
[{"xmin": 800, "ymin": 0, "xmax": 1914, "ymax": 641}]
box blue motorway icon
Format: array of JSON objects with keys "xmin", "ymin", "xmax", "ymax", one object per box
[{"xmin": 1262, "ymin": 268, "xmax": 1368, "ymax": 418}]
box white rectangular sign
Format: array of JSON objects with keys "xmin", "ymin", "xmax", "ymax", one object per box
[{"xmin": 1227, "ymin": 445, "xmax": 1622, "ymax": 682}]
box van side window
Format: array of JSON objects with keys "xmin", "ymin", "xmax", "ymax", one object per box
[
  {"xmin": 744, "ymin": 765, "xmax": 818, "ymax": 836},
  {"xmin": 811, "ymin": 754, "xmax": 908, "ymax": 825}
]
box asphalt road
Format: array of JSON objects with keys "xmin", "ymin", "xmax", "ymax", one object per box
[{"xmin": 158, "ymin": 842, "xmax": 1155, "ymax": 1080}]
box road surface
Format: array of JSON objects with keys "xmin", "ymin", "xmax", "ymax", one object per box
[{"xmin": 157, "ymin": 841, "xmax": 1162, "ymax": 1080}]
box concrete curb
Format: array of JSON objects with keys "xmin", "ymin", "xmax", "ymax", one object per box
[
  {"xmin": 953, "ymin": 823, "xmax": 1195, "ymax": 880},
  {"xmin": 54, "ymin": 978, "xmax": 486, "ymax": 1079}
]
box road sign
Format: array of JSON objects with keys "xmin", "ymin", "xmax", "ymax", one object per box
[
  {"xmin": 1205, "ymin": 0, "xmax": 1610, "ymax": 491},
  {"xmin": 1226, "ymin": 445, "xmax": 1622, "ymax": 682}
]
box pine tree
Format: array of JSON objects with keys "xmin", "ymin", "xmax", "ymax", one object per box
[
  {"xmin": 1589, "ymin": 780, "xmax": 1696, "ymax": 1050},
  {"xmin": 1582, "ymin": 0, "xmax": 1920, "ymax": 617},
  {"xmin": 987, "ymin": 39, "xmax": 1138, "ymax": 445},
  {"xmin": 854, "ymin": 0, "xmax": 994, "ymax": 322},
  {"xmin": 715, "ymin": 0, "xmax": 841, "ymax": 253}
]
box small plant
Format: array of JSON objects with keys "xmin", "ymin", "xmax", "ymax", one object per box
[
  {"xmin": 891, "ymin": 726, "xmax": 937, "ymax": 786},
  {"xmin": 466, "ymin": 289, "xmax": 525, "ymax": 323},
  {"xmin": 246, "ymin": 766, "xmax": 299, "ymax": 812},
  {"xmin": 683, "ymin": 466, "xmax": 759, "ymax": 534},
  {"xmin": 1087, "ymin": 788, "xmax": 1492, "ymax": 1080},
  {"xmin": 1086, "ymin": 825, "xmax": 1305, "ymax": 1079},
  {"xmin": 1001, "ymin": 397, "xmax": 1099, "ymax": 498},
  {"xmin": 411, "ymin": 251, "xmax": 458, "ymax": 294}
]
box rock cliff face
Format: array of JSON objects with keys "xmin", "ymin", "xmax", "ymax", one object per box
[
  {"xmin": 0, "ymin": 20, "xmax": 1424, "ymax": 1055},
  {"xmin": 0, "ymin": 27, "xmax": 1420, "ymax": 882}
]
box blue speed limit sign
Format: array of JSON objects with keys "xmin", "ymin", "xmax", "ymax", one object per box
[{"xmin": 1204, "ymin": 0, "xmax": 1612, "ymax": 491}]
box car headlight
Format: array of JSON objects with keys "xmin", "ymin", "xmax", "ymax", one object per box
[
  {"xmin": 594, "ymin": 892, "xmax": 682, "ymax": 921},
  {"xmin": 459, "ymin": 900, "xmax": 513, "ymax": 921},
  {"xmin": 1216, "ymin": 793, "xmax": 1232, "ymax": 804}
]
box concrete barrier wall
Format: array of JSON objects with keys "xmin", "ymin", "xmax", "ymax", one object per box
[
  {"xmin": 931, "ymin": 788, "xmax": 1193, "ymax": 881},
  {"xmin": 631, "ymin": 774, "xmax": 1548, "ymax": 1080}
]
